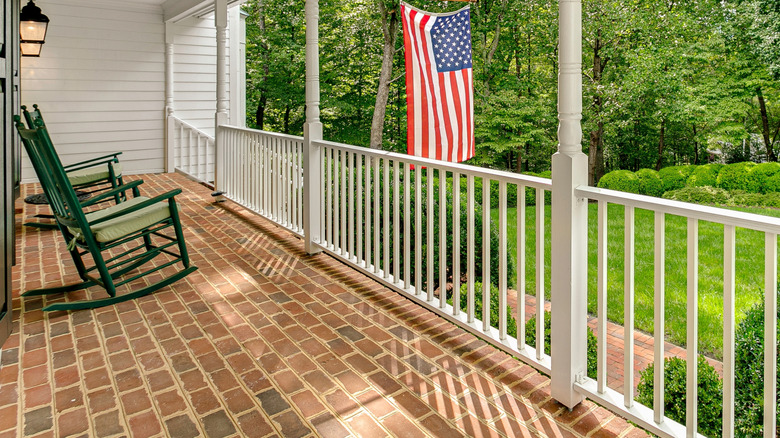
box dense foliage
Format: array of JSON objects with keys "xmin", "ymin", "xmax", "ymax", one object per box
[
  {"xmin": 636, "ymin": 357, "xmax": 723, "ymax": 437},
  {"xmin": 243, "ymin": 0, "xmax": 780, "ymax": 184},
  {"xmin": 733, "ymin": 296, "xmax": 780, "ymax": 436}
]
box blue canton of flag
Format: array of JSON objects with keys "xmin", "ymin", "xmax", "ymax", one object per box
[{"xmin": 430, "ymin": 10, "xmax": 472, "ymax": 73}]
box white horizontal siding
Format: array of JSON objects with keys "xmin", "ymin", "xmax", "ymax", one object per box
[
  {"xmin": 172, "ymin": 14, "xmax": 234, "ymax": 137},
  {"xmin": 19, "ymin": 0, "xmax": 242, "ymax": 182},
  {"xmin": 20, "ymin": 0, "xmax": 167, "ymax": 181}
]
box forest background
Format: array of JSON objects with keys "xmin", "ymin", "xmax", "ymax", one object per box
[{"xmin": 243, "ymin": 0, "xmax": 780, "ymax": 186}]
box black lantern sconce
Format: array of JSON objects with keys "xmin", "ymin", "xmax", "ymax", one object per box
[{"xmin": 20, "ymin": 0, "xmax": 49, "ymax": 57}]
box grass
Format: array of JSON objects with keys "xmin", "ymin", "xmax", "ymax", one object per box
[{"xmin": 491, "ymin": 203, "xmax": 780, "ymax": 358}]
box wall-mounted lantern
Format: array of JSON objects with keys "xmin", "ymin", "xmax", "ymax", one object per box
[{"xmin": 20, "ymin": 0, "xmax": 49, "ymax": 57}]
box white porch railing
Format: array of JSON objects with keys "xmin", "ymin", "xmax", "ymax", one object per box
[
  {"xmin": 219, "ymin": 125, "xmax": 304, "ymax": 236},
  {"xmin": 312, "ymin": 138, "xmax": 553, "ymax": 373},
  {"xmin": 575, "ymin": 186, "xmax": 779, "ymax": 438},
  {"xmin": 206, "ymin": 125, "xmax": 779, "ymax": 438},
  {"xmin": 168, "ymin": 115, "xmax": 215, "ymax": 184}
]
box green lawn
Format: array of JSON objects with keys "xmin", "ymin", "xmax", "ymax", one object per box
[{"xmin": 492, "ymin": 203, "xmax": 780, "ymax": 358}]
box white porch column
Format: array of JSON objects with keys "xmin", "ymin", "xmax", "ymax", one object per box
[
  {"xmin": 164, "ymin": 22, "xmax": 176, "ymax": 173},
  {"xmin": 550, "ymin": 0, "xmax": 588, "ymax": 408},
  {"xmin": 229, "ymin": 7, "xmax": 247, "ymax": 127},
  {"xmin": 303, "ymin": 0, "xmax": 322, "ymax": 254},
  {"xmin": 214, "ymin": 0, "xmax": 228, "ymax": 190}
]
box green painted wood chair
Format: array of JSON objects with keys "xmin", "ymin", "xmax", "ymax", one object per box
[
  {"xmin": 22, "ymin": 104, "xmax": 124, "ymax": 193},
  {"xmin": 14, "ymin": 117, "xmax": 197, "ymax": 311}
]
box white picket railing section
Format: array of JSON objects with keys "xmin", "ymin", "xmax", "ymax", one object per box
[
  {"xmin": 576, "ymin": 186, "xmax": 779, "ymax": 438},
  {"xmin": 170, "ymin": 116, "xmax": 215, "ymax": 184},
  {"xmin": 313, "ymin": 138, "xmax": 553, "ymax": 373},
  {"xmin": 218, "ymin": 126, "xmax": 304, "ymax": 236},
  {"xmin": 205, "ymin": 124, "xmax": 780, "ymax": 438}
]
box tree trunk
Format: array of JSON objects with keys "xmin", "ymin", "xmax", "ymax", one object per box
[
  {"xmin": 692, "ymin": 124, "xmax": 699, "ymax": 165},
  {"xmin": 589, "ymin": 121, "xmax": 604, "ymax": 183},
  {"xmin": 516, "ymin": 145, "xmax": 523, "ymax": 173},
  {"xmin": 369, "ymin": 2, "xmax": 399, "ymax": 150},
  {"xmin": 283, "ymin": 105, "xmax": 291, "ymax": 134},
  {"xmin": 588, "ymin": 31, "xmax": 608, "ymax": 185},
  {"xmin": 255, "ymin": 95, "xmax": 267, "ymax": 130},
  {"xmin": 656, "ymin": 120, "xmax": 666, "ymax": 170},
  {"xmin": 757, "ymin": 86, "xmax": 776, "ymax": 161}
]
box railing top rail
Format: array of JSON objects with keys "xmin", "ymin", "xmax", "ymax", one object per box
[
  {"xmin": 171, "ymin": 116, "xmax": 215, "ymax": 141},
  {"xmin": 219, "ymin": 125, "xmax": 305, "ymax": 143},
  {"xmin": 313, "ymin": 139, "xmax": 553, "ymax": 189},
  {"xmin": 577, "ymin": 185, "xmax": 780, "ymax": 234}
]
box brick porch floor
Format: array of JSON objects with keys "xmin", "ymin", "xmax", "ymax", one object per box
[{"xmin": 0, "ymin": 173, "xmax": 647, "ymax": 437}]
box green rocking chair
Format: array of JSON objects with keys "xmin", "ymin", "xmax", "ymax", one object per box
[
  {"xmin": 22, "ymin": 104, "xmax": 127, "ymax": 228},
  {"xmin": 14, "ymin": 117, "xmax": 197, "ymax": 311}
]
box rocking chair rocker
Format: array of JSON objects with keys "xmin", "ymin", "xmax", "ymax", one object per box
[{"xmin": 14, "ymin": 117, "xmax": 197, "ymax": 311}]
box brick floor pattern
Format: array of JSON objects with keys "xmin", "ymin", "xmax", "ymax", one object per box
[{"xmin": 0, "ymin": 173, "xmax": 648, "ymax": 437}]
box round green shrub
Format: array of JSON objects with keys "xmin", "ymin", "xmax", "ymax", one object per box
[
  {"xmin": 637, "ymin": 356, "xmax": 723, "ymax": 437},
  {"xmin": 634, "ymin": 168, "xmax": 664, "ymax": 197},
  {"xmin": 717, "ymin": 162, "xmax": 757, "ymax": 192},
  {"xmin": 659, "ymin": 165, "xmax": 697, "ymax": 192},
  {"xmin": 525, "ymin": 311, "xmax": 598, "ymax": 379},
  {"xmin": 662, "ymin": 186, "xmax": 731, "ymax": 205},
  {"xmin": 597, "ymin": 170, "xmax": 641, "ymax": 194},
  {"xmin": 734, "ymin": 297, "xmax": 780, "ymax": 436},
  {"xmin": 749, "ymin": 162, "xmax": 780, "ymax": 193},
  {"xmin": 764, "ymin": 173, "xmax": 780, "ymax": 194},
  {"xmin": 687, "ymin": 164, "xmax": 721, "ymax": 188}
]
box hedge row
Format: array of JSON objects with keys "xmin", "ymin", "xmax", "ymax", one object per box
[
  {"xmin": 663, "ymin": 186, "xmax": 780, "ymax": 208},
  {"xmin": 598, "ymin": 162, "xmax": 780, "ymax": 197}
]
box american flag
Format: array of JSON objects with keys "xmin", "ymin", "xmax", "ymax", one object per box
[{"xmin": 401, "ymin": 2, "xmax": 474, "ymax": 162}]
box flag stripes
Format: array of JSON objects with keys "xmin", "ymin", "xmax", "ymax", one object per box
[{"xmin": 401, "ymin": 2, "xmax": 475, "ymax": 163}]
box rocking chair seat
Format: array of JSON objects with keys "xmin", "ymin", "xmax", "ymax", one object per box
[
  {"xmin": 67, "ymin": 162, "xmax": 123, "ymax": 186},
  {"xmin": 68, "ymin": 196, "xmax": 171, "ymax": 243}
]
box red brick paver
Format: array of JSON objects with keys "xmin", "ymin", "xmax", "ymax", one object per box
[{"xmin": 0, "ymin": 173, "xmax": 647, "ymax": 437}]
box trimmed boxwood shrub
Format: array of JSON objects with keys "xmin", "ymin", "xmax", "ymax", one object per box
[
  {"xmin": 734, "ymin": 296, "xmax": 780, "ymax": 436},
  {"xmin": 750, "ymin": 162, "xmax": 780, "ymax": 193},
  {"xmin": 717, "ymin": 162, "xmax": 757, "ymax": 191},
  {"xmin": 525, "ymin": 311, "xmax": 598, "ymax": 379},
  {"xmin": 687, "ymin": 164, "xmax": 722, "ymax": 188},
  {"xmin": 662, "ymin": 186, "xmax": 730, "ymax": 205},
  {"xmin": 659, "ymin": 165, "xmax": 697, "ymax": 192},
  {"xmin": 637, "ymin": 356, "xmax": 723, "ymax": 437},
  {"xmin": 635, "ymin": 168, "xmax": 664, "ymax": 197},
  {"xmin": 764, "ymin": 173, "xmax": 780, "ymax": 194},
  {"xmin": 597, "ymin": 170, "xmax": 641, "ymax": 194}
]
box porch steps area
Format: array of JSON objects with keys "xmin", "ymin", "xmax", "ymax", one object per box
[{"xmin": 0, "ymin": 173, "xmax": 646, "ymax": 437}]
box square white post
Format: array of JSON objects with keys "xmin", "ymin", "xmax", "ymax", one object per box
[
  {"xmin": 164, "ymin": 22, "xmax": 175, "ymax": 173},
  {"xmin": 214, "ymin": 0, "xmax": 228, "ymax": 191},
  {"xmin": 550, "ymin": 0, "xmax": 588, "ymax": 408},
  {"xmin": 303, "ymin": 0, "xmax": 323, "ymax": 254}
]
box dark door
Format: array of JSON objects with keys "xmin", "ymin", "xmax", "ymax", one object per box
[{"xmin": 0, "ymin": 0, "xmax": 19, "ymax": 348}]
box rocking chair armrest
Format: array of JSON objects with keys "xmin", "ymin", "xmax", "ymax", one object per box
[
  {"xmin": 63, "ymin": 152, "xmax": 123, "ymax": 171},
  {"xmin": 88, "ymin": 189, "xmax": 183, "ymax": 226},
  {"xmin": 80, "ymin": 180, "xmax": 144, "ymax": 207}
]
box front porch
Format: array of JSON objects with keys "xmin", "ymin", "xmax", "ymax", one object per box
[{"xmin": 2, "ymin": 173, "xmax": 642, "ymax": 437}]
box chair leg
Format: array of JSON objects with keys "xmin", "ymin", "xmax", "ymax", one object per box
[{"xmin": 169, "ymin": 200, "xmax": 191, "ymax": 269}]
